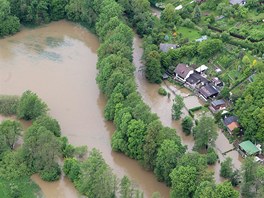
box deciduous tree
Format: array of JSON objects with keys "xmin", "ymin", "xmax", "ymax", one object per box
[{"xmin": 193, "ymin": 116, "xmax": 217, "ymax": 151}]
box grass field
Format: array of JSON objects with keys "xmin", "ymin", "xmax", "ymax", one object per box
[{"xmin": 177, "ymin": 26, "xmax": 201, "ymax": 41}]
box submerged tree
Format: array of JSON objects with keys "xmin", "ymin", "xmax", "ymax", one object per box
[
  {"xmin": 17, "ymin": 90, "xmax": 48, "ymax": 120},
  {"xmin": 172, "ymin": 95, "xmax": 184, "ymax": 120},
  {"xmin": 193, "ymin": 116, "xmax": 217, "ymax": 151},
  {"xmin": 0, "ymin": 120, "xmax": 22, "ymax": 150},
  {"xmin": 181, "ymin": 116, "xmax": 193, "ymax": 135}
]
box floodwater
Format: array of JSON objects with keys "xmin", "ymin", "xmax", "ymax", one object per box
[
  {"xmin": 133, "ymin": 35, "xmax": 243, "ymax": 183},
  {"xmin": 0, "ymin": 21, "xmax": 169, "ymax": 197}
]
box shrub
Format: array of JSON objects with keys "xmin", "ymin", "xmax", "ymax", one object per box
[
  {"xmin": 182, "ymin": 18, "xmax": 195, "ymax": 28},
  {"xmin": 158, "ymin": 87, "xmax": 167, "ymax": 96},
  {"xmin": 0, "ymin": 95, "xmax": 19, "ymax": 116},
  {"xmin": 63, "ymin": 158, "xmax": 81, "ymax": 182},
  {"xmin": 206, "ymin": 147, "xmax": 218, "ymax": 165},
  {"xmin": 40, "ymin": 163, "xmax": 61, "ymax": 181},
  {"xmin": 220, "ymin": 157, "xmax": 233, "ymax": 178},
  {"xmin": 181, "ymin": 116, "xmax": 193, "ymax": 135}
]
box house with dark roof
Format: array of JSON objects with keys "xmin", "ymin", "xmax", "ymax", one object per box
[
  {"xmin": 174, "ymin": 64, "xmax": 194, "ymax": 82},
  {"xmin": 186, "ymin": 73, "xmax": 209, "ymax": 87},
  {"xmin": 210, "ymin": 99, "xmax": 226, "ymax": 112},
  {"xmin": 223, "ymin": 116, "xmax": 240, "ymax": 133},
  {"xmin": 199, "ymin": 84, "xmax": 219, "ymax": 99},
  {"xmin": 159, "ymin": 43, "xmax": 179, "ymax": 52}
]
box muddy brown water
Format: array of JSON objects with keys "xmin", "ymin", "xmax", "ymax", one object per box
[
  {"xmin": 0, "ymin": 21, "xmax": 170, "ymax": 197},
  {"xmin": 133, "ymin": 35, "xmax": 243, "ymax": 183}
]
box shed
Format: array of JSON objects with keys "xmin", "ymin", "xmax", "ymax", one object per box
[
  {"xmin": 195, "ymin": 65, "xmax": 208, "ymax": 73},
  {"xmin": 175, "ymin": 5, "xmax": 183, "ymax": 10},
  {"xmin": 223, "ymin": 115, "xmax": 240, "ymax": 133},
  {"xmin": 212, "ymin": 77, "xmax": 223, "ymax": 87},
  {"xmin": 239, "ymin": 141, "xmax": 261, "ymax": 156},
  {"xmin": 196, "ymin": 35, "xmax": 208, "ymax": 42}
]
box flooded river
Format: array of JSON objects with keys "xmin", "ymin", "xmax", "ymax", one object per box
[{"xmin": 0, "ymin": 21, "xmax": 169, "ymax": 197}]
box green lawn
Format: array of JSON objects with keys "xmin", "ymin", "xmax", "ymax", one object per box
[
  {"xmin": 0, "ymin": 177, "xmax": 41, "ymax": 198},
  {"xmin": 177, "ymin": 26, "xmax": 201, "ymax": 41}
]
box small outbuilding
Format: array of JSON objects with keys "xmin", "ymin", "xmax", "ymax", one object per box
[
  {"xmin": 238, "ymin": 140, "xmax": 261, "ymax": 158},
  {"xmin": 212, "ymin": 77, "xmax": 223, "ymax": 87},
  {"xmin": 195, "ymin": 65, "xmax": 208, "ymax": 74}
]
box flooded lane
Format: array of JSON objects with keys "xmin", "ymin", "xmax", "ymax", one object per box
[
  {"xmin": 133, "ymin": 35, "xmax": 243, "ymax": 183},
  {"xmin": 0, "ymin": 21, "xmax": 169, "ymax": 198}
]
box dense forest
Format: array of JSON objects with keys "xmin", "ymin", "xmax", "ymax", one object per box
[{"xmin": 1, "ymin": 0, "xmax": 263, "ymax": 197}]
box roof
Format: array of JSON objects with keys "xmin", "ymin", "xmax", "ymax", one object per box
[
  {"xmin": 227, "ymin": 122, "xmax": 240, "ymax": 131},
  {"xmin": 186, "ymin": 74, "xmax": 200, "ymax": 84},
  {"xmin": 174, "ymin": 64, "xmax": 193, "ymax": 79},
  {"xmin": 175, "ymin": 5, "xmax": 183, "ymax": 10},
  {"xmin": 196, "ymin": 35, "xmax": 208, "ymax": 42},
  {"xmin": 223, "ymin": 116, "xmax": 238, "ymax": 126},
  {"xmin": 215, "ymin": 68, "xmax": 222, "ymax": 73},
  {"xmin": 239, "ymin": 140, "xmax": 260, "ymax": 155},
  {"xmin": 195, "ymin": 65, "xmax": 208, "ymax": 73},
  {"xmin": 199, "ymin": 84, "xmax": 219, "ymax": 98},
  {"xmin": 160, "ymin": 43, "xmax": 178, "ymax": 52},
  {"xmin": 230, "ymin": 0, "xmax": 246, "ymax": 5},
  {"xmin": 211, "ymin": 99, "xmax": 225, "ymax": 107},
  {"xmin": 212, "ymin": 77, "xmax": 222, "ymax": 83}
]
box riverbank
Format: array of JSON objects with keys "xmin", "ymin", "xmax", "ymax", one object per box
[{"xmin": 0, "ymin": 20, "xmax": 170, "ymax": 197}]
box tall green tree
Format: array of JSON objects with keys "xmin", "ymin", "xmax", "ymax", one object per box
[
  {"xmin": 143, "ymin": 120, "xmax": 162, "ymax": 170},
  {"xmin": 220, "ymin": 157, "xmax": 233, "ymax": 178},
  {"xmin": 119, "ymin": 176, "xmax": 135, "ymax": 198},
  {"xmin": 145, "ymin": 50, "xmax": 162, "ymax": 83},
  {"xmin": 0, "ymin": 149, "xmax": 29, "ymax": 180},
  {"xmin": 181, "ymin": 116, "xmax": 193, "ymax": 135},
  {"xmin": 193, "ymin": 116, "xmax": 217, "ymax": 151},
  {"xmin": 76, "ymin": 148, "xmax": 117, "ymax": 198},
  {"xmin": 17, "ymin": 90, "xmax": 48, "ymax": 120},
  {"xmin": 0, "ymin": 0, "xmax": 20, "ymax": 37},
  {"xmin": 240, "ymin": 157, "xmax": 259, "ymax": 197},
  {"xmin": 194, "ymin": 181, "xmax": 216, "ymax": 198},
  {"xmin": 172, "ymin": 95, "xmax": 184, "ymax": 120},
  {"xmin": 235, "ymin": 73, "xmax": 264, "ymax": 142},
  {"xmin": 193, "ymin": 5, "xmax": 201, "ymax": 24},
  {"xmin": 198, "ymin": 39, "xmax": 223, "ymax": 58},
  {"xmin": 160, "ymin": 3, "xmax": 178, "ymax": 27},
  {"xmin": 127, "ymin": 119, "xmax": 146, "ymax": 160},
  {"xmin": 170, "ymin": 165, "xmax": 198, "ymax": 198},
  {"xmin": 216, "ymin": 181, "xmax": 239, "ymax": 198},
  {"xmin": 154, "ymin": 140, "xmax": 183, "ymax": 185},
  {"xmin": 23, "ymin": 125, "xmax": 60, "ymax": 175},
  {"xmin": 0, "ymin": 120, "xmax": 22, "ymax": 150}
]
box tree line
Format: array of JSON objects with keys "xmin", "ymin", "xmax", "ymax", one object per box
[
  {"xmin": 0, "ymin": 90, "xmax": 145, "ymax": 197},
  {"xmin": 0, "ymin": 0, "xmax": 240, "ymax": 196}
]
